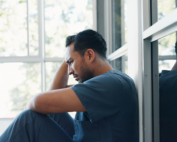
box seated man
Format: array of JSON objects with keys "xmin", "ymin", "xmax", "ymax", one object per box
[
  {"xmin": 0, "ymin": 29, "xmax": 139, "ymax": 142},
  {"xmin": 160, "ymin": 42, "xmax": 177, "ymax": 142}
]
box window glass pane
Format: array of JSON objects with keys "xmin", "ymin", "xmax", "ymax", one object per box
[
  {"xmin": 0, "ymin": 63, "xmax": 41, "ymax": 119},
  {"xmin": 112, "ymin": 0, "xmax": 128, "ymax": 53},
  {"xmin": 109, "ymin": 54, "xmax": 128, "ymax": 74},
  {"xmin": 158, "ymin": 0, "xmax": 176, "ymax": 20},
  {"xmin": 159, "ymin": 60, "xmax": 176, "ymax": 73},
  {"xmin": 0, "ymin": 0, "xmax": 28, "ymax": 56},
  {"xmin": 45, "ymin": 0, "xmax": 93, "ymax": 58},
  {"xmin": 158, "ymin": 32, "xmax": 176, "ymax": 56},
  {"xmin": 29, "ymin": 0, "xmax": 38, "ymax": 56},
  {"xmin": 159, "ymin": 39, "xmax": 177, "ymax": 141}
]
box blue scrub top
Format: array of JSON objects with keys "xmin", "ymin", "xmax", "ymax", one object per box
[{"xmin": 71, "ymin": 70, "xmax": 139, "ymax": 142}]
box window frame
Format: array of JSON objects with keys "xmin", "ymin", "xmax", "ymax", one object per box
[{"xmin": 97, "ymin": 0, "xmax": 177, "ymax": 142}]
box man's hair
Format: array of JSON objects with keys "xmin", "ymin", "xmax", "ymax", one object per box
[
  {"xmin": 65, "ymin": 35, "xmax": 76, "ymax": 47},
  {"xmin": 74, "ymin": 29, "xmax": 107, "ymax": 59}
]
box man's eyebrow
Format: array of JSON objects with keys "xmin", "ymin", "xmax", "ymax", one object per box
[{"xmin": 66, "ymin": 58, "xmax": 72, "ymax": 64}]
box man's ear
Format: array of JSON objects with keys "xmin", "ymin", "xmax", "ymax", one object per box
[{"xmin": 85, "ymin": 49, "xmax": 95, "ymax": 63}]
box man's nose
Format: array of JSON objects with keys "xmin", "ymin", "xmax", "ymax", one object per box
[{"xmin": 68, "ymin": 65, "xmax": 74, "ymax": 75}]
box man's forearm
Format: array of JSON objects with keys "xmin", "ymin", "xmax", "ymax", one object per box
[
  {"xmin": 49, "ymin": 61, "xmax": 69, "ymax": 90},
  {"xmin": 25, "ymin": 61, "xmax": 69, "ymax": 111}
]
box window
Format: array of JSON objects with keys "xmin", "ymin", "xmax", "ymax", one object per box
[
  {"xmin": 112, "ymin": 0, "xmax": 128, "ymax": 52},
  {"xmin": 105, "ymin": 0, "xmax": 128, "ymax": 74},
  {"xmin": 158, "ymin": 0, "xmax": 176, "ymax": 20},
  {"xmin": 109, "ymin": 54, "xmax": 128, "ymax": 74},
  {"xmin": 158, "ymin": 32, "xmax": 176, "ymax": 72},
  {"xmin": 97, "ymin": 0, "xmax": 177, "ymax": 141},
  {"xmin": 142, "ymin": 0, "xmax": 177, "ymax": 141},
  {"xmin": 0, "ymin": 0, "xmax": 94, "ymax": 135}
]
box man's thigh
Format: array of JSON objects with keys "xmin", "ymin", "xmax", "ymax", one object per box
[{"xmin": 0, "ymin": 110, "xmax": 73, "ymax": 142}]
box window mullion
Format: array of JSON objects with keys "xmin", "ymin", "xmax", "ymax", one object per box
[
  {"xmin": 107, "ymin": 44, "xmax": 128, "ymax": 61},
  {"xmin": 38, "ymin": 0, "xmax": 45, "ymax": 92},
  {"xmin": 143, "ymin": 9, "xmax": 177, "ymax": 41},
  {"xmin": 27, "ymin": 0, "xmax": 30, "ymax": 56},
  {"xmin": 0, "ymin": 56, "xmax": 41, "ymax": 62},
  {"xmin": 104, "ymin": 0, "xmax": 112, "ymax": 55},
  {"xmin": 159, "ymin": 55, "xmax": 176, "ymax": 60}
]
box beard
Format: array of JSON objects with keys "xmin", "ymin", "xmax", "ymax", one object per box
[{"xmin": 79, "ymin": 65, "xmax": 94, "ymax": 83}]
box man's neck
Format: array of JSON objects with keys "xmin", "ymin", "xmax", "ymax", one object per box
[{"xmin": 93, "ymin": 60, "xmax": 113, "ymax": 77}]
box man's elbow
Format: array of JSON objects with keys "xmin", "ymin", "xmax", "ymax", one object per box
[{"xmin": 29, "ymin": 94, "xmax": 48, "ymax": 114}]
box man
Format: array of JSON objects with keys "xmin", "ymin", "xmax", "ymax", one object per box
[
  {"xmin": 0, "ymin": 29, "xmax": 138, "ymax": 142},
  {"xmin": 160, "ymin": 42, "xmax": 177, "ymax": 142}
]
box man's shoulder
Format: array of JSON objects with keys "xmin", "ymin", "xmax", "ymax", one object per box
[
  {"xmin": 89, "ymin": 70, "xmax": 132, "ymax": 81},
  {"xmin": 159, "ymin": 70, "xmax": 177, "ymax": 90},
  {"xmin": 85, "ymin": 70, "xmax": 125, "ymax": 83},
  {"xmin": 84, "ymin": 70, "xmax": 135, "ymax": 90},
  {"xmin": 160, "ymin": 70, "xmax": 177, "ymax": 79}
]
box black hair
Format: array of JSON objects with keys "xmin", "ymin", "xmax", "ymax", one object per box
[
  {"xmin": 65, "ymin": 35, "xmax": 76, "ymax": 47},
  {"xmin": 74, "ymin": 29, "xmax": 107, "ymax": 59}
]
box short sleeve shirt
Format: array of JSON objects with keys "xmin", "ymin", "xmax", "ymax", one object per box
[
  {"xmin": 159, "ymin": 70, "xmax": 177, "ymax": 142},
  {"xmin": 71, "ymin": 70, "xmax": 139, "ymax": 142}
]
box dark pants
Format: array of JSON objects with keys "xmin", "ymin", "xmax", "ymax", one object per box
[{"xmin": 0, "ymin": 110, "xmax": 74, "ymax": 142}]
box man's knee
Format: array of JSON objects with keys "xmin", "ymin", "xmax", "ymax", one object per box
[{"xmin": 15, "ymin": 109, "xmax": 46, "ymax": 124}]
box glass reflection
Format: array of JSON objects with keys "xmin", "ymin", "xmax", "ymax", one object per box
[
  {"xmin": 158, "ymin": 0, "xmax": 176, "ymax": 20},
  {"xmin": 112, "ymin": 0, "xmax": 128, "ymax": 52},
  {"xmin": 159, "ymin": 60, "xmax": 176, "ymax": 73},
  {"xmin": 158, "ymin": 32, "xmax": 176, "ymax": 56},
  {"xmin": 159, "ymin": 39, "xmax": 177, "ymax": 141},
  {"xmin": 109, "ymin": 54, "xmax": 128, "ymax": 74}
]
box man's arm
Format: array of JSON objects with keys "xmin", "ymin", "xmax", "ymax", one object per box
[
  {"xmin": 26, "ymin": 61, "xmax": 86, "ymax": 114},
  {"xmin": 49, "ymin": 61, "xmax": 69, "ymax": 90},
  {"xmin": 27, "ymin": 88, "xmax": 86, "ymax": 114}
]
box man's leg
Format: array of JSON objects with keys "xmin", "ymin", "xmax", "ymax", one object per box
[
  {"xmin": 48, "ymin": 113, "xmax": 75, "ymax": 138},
  {"xmin": 0, "ymin": 110, "xmax": 73, "ymax": 142}
]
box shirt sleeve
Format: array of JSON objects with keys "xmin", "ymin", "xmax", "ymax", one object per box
[{"xmin": 71, "ymin": 73, "xmax": 125, "ymax": 123}]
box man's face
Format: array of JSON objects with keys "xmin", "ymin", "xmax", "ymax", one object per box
[{"xmin": 65, "ymin": 42, "xmax": 94, "ymax": 83}]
